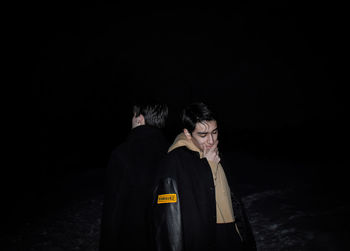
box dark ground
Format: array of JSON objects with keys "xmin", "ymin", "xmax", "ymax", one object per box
[{"xmin": 3, "ymin": 151, "xmax": 349, "ymax": 251}]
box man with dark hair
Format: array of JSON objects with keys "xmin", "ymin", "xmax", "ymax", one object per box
[
  {"xmin": 99, "ymin": 103, "xmax": 169, "ymax": 251},
  {"xmin": 152, "ymin": 102, "xmax": 256, "ymax": 251}
]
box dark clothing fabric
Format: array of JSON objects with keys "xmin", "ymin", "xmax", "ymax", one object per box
[
  {"xmin": 152, "ymin": 146, "xmax": 256, "ymax": 251},
  {"xmin": 99, "ymin": 125, "xmax": 168, "ymax": 251}
]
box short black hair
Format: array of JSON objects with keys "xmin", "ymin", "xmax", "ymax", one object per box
[
  {"xmin": 133, "ymin": 103, "xmax": 168, "ymax": 128},
  {"xmin": 181, "ymin": 102, "xmax": 216, "ymax": 133}
]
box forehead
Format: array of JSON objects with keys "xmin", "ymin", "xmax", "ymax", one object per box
[{"xmin": 194, "ymin": 120, "xmax": 217, "ymax": 133}]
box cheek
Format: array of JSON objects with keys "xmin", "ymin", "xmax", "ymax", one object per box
[
  {"xmin": 214, "ymin": 133, "xmax": 218, "ymax": 141},
  {"xmin": 198, "ymin": 137, "xmax": 207, "ymax": 144},
  {"xmin": 192, "ymin": 137, "xmax": 205, "ymax": 149},
  {"xmin": 131, "ymin": 117, "xmax": 137, "ymax": 128}
]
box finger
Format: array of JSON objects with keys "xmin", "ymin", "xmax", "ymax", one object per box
[
  {"xmin": 210, "ymin": 141, "xmax": 219, "ymax": 153},
  {"xmin": 202, "ymin": 143, "xmax": 208, "ymax": 154}
]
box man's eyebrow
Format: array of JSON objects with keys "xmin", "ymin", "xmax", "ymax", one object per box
[
  {"xmin": 196, "ymin": 128, "xmax": 218, "ymax": 135},
  {"xmin": 197, "ymin": 132, "xmax": 208, "ymax": 135}
]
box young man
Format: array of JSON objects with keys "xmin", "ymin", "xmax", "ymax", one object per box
[
  {"xmin": 152, "ymin": 102, "xmax": 256, "ymax": 251},
  {"xmin": 99, "ymin": 103, "xmax": 169, "ymax": 251}
]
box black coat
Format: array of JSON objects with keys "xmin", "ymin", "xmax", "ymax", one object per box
[
  {"xmin": 99, "ymin": 125, "xmax": 169, "ymax": 251},
  {"xmin": 152, "ymin": 146, "xmax": 257, "ymax": 251}
]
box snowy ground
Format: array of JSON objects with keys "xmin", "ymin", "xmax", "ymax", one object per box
[{"xmin": 3, "ymin": 155, "xmax": 349, "ymax": 250}]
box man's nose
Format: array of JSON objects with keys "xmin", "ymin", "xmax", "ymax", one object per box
[{"xmin": 208, "ymin": 134, "xmax": 214, "ymax": 144}]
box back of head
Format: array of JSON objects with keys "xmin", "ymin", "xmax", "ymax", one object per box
[
  {"xmin": 181, "ymin": 102, "xmax": 216, "ymax": 134},
  {"xmin": 133, "ymin": 103, "xmax": 168, "ymax": 128}
]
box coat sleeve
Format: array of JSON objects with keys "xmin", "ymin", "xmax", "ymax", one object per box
[
  {"xmin": 152, "ymin": 177, "xmax": 184, "ymax": 251},
  {"xmin": 231, "ymin": 192, "xmax": 257, "ymax": 251},
  {"xmin": 221, "ymin": 157, "xmax": 257, "ymax": 251}
]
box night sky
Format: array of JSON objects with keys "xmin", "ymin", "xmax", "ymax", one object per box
[{"xmin": 23, "ymin": 2, "xmax": 347, "ymax": 223}]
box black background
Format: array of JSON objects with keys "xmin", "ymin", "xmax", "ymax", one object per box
[{"xmin": 19, "ymin": 1, "xmax": 348, "ymax": 229}]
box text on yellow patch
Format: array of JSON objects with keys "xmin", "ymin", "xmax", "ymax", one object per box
[{"xmin": 157, "ymin": 194, "xmax": 177, "ymax": 204}]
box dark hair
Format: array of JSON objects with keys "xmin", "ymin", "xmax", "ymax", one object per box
[
  {"xmin": 133, "ymin": 103, "xmax": 168, "ymax": 128},
  {"xmin": 181, "ymin": 102, "xmax": 216, "ymax": 133}
]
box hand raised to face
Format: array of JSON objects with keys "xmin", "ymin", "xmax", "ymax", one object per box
[{"xmin": 202, "ymin": 140, "xmax": 220, "ymax": 164}]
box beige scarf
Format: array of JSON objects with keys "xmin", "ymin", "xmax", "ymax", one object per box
[{"xmin": 168, "ymin": 133, "xmax": 235, "ymax": 223}]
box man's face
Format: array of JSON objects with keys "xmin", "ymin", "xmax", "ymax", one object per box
[{"xmin": 185, "ymin": 120, "xmax": 218, "ymax": 152}]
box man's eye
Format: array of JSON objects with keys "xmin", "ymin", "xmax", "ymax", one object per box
[{"xmin": 212, "ymin": 130, "xmax": 218, "ymax": 134}]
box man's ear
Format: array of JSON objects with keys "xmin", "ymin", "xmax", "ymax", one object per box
[
  {"xmin": 138, "ymin": 114, "xmax": 145, "ymax": 125},
  {"xmin": 184, "ymin": 129, "xmax": 191, "ymax": 139}
]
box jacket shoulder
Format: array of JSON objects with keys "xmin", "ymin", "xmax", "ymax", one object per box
[
  {"xmin": 167, "ymin": 146, "xmax": 199, "ymax": 158},
  {"xmin": 157, "ymin": 147, "xmax": 190, "ymax": 177}
]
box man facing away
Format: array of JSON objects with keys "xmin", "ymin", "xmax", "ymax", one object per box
[
  {"xmin": 152, "ymin": 102, "xmax": 256, "ymax": 251},
  {"xmin": 99, "ymin": 103, "xmax": 169, "ymax": 251}
]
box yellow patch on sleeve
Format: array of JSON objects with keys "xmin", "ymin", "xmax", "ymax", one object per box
[{"xmin": 157, "ymin": 194, "xmax": 177, "ymax": 204}]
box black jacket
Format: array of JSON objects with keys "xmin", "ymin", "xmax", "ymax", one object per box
[
  {"xmin": 152, "ymin": 146, "xmax": 257, "ymax": 251},
  {"xmin": 99, "ymin": 125, "xmax": 168, "ymax": 251}
]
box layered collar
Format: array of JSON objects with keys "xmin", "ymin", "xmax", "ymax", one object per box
[{"xmin": 168, "ymin": 132, "xmax": 204, "ymax": 159}]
